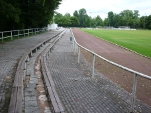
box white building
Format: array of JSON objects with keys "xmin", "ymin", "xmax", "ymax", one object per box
[{"xmin": 47, "ymin": 24, "xmax": 58, "ymax": 30}]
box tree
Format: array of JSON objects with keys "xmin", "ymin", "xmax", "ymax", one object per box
[
  {"xmin": 64, "ymin": 13, "xmax": 71, "ymax": 18},
  {"xmin": 70, "ymin": 16, "xmax": 80, "ymax": 27},
  {"xmin": 95, "ymin": 15, "xmax": 103, "ymax": 26},
  {"xmin": 113, "ymin": 14, "xmax": 120, "ymax": 28},
  {"xmin": 0, "ymin": 0, "xmax": 62, "ymax": 31},
  {"xmin": 0, "ymin": 0, "xmax": 20, "ymax": 30},
  {"xmin": 108, "ymin": 11, "xmax": 114, "ymax": 26},
  {"xmin": 78, "ymin": 8, "xmax": 87, "ymax": 27},
  {"xmin": 54, "ymin": 13, "xmax": 63, "ymax": 25},
  {"xmin": 140, "ymin": 16, "xmax": 147, "ymax": 29},
  {"xmin": 133, "ymin": 10, "xmax": 139, "ymax": 19},
  {"xmin": 146, "ymin": 15, "xmax": 151, "ymax": 29},
  {"xmin": 118, "ymin": 10, "xmax": 140, "ymax": 28},
  {"xmin": 103, "ymin": 18, "xmax": 109, "ymax": 26},
  {"xmin": 73, "ymin": 10, "xmax": 79, "ymax": 19}
]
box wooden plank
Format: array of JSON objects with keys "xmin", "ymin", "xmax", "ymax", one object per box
[
  {"xmin": 18, "ymin": 73, "xmax": 23, "ymax": 87},
  {"xmin": 8, "ymin": 88, "xmax": 18, "ymax": 113},
  {"xmin": 52, "ymin": 88, "xmax": 64, "ymax": 112},
  {"xmin": 15, "ymin": 87, "xmax": 23, "ymax": 113},
  {"xmin": 20, "ymin": 61, "xmax": 26, "ymax": 70},
  {"xmin": 41, "ymin": 65, "xmax": 51, "ymax": 87},
  {"xmin": 13, "ymin": 70, "xmax": 24, "ymax": 87},
  {"xmin": 45, "ymin": 66, "xmax": 64, "ymax": 112},
  {"xmin": 47, "ymin": 87, "xmax": 60, "ymax": 113},
  {"xmin": 17, "ymin": 60, "xmax": 22, "ymax": 70},
  {"xmin": 41, "ymin": 56, "xmax": 46, "ymax": 63},
  {"xmin": 45, "ymin": 66, "xmax": 55, "ymax": 87},
  {"xmin": 13, "ymin": 71, "xmax": 19, "ymax": 87}
]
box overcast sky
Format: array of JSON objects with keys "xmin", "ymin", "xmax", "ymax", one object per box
[{"xmin": 56, "ymin": 0, "xmax": 151, "ymax": 20}]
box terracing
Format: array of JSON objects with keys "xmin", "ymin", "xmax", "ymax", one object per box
[{"xmin": 0, "ymin": 28, "xmax": 151, "ymax": 113}]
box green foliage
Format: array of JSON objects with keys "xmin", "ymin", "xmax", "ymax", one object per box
[
  {"xmin": 146, "ymin": 15, "xmax": 151, "ymax": 29},
  {"xmin": 79, "ymin": 8, "xmax": 88, "ymax": 27},
  {"xmin": 54, "ymin": 13, "xmax": 80, "ymax": 27},
  {"xmin": 104, "ymin": 18, "xmax": 109, "ymax": 26},
  {"xmin": 82, "ymin": 29, "xmax": 151, "ymax": 57},
  {"xmin": 73, "ymin": 10, "xmax": 79, "ymax": 19},
  {"xmin": 70, "ymin": 16, "xmax": 80, "ymax": 27},
  {"xmin": 0, "ymin": 0, "xmax": 21, "ymax": 30},
  {"xmin": 55, "ymin": 8, "xmax": 151, "ymax": 29},
  {"xmin": 108, "ymin": 11, "xmax": 114, "ymax": 26},
  {"xmin": 0, "ymin": 0, "xmax": 62, "ymax": 31},
  {"xmin": 95, "ymin": 15, "xmax": 103, "ymax": 26}
]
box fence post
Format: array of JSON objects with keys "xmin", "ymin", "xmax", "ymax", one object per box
[
  {"xmin": 2, "ymin": 32, "xmax": 4, "ymax": 43},
  {"xmin": 24, "ymin": 29, "xmax": 25, "ymax": 37},
  {"xmin": 32, "ymin": 29, "xmax": 33, "ymax": 35},
  {"xmin": 92, "ymin": 54, "xmax": 95, "ymax": 78},
  {"xmin": 11, "ymin": 31, "xmax": 12, "ymax": 40},
  {"xmin": 35, "ymin": 29, "xmax": 36, "ymax": 35},
  {"xmin": 18, "ymin": 30, "xmax": 19, "ymax": 38},
  {"xmin": 131, "ymin": 74, "xmax": 138, "ymax": 112},
  {"xmin": 78, "ymin": 46, "xmax": 80, "ymax": 63},
  {"xmin": 28, "ymin": 29, "xmax": 29, "ymax": 36}
]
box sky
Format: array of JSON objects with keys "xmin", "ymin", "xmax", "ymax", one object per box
[{"xmin": 56, "ymin": 0, "xmax": 151, "ymax": 20}]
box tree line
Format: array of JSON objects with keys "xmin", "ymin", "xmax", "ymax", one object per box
[
  {"xmin": 54, "ymin": 8, "xmax": 151, "ymax": 29},
  {"xmin": 0, "ymin": 0, "xmax": 62, "ymax": 31}
]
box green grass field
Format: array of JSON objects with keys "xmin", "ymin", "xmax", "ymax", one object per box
[{"xmin": 82, "ymin": 29, "xmax": 151, "ymax": 58}]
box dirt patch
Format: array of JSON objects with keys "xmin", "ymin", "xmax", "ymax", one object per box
[
  {"xmin": 72, "ymin": 28, "xmax": 151, "ymax": 106},
  {"xmin": 35, "ymin": 58, "xmax": 52, "ymax": 113}
]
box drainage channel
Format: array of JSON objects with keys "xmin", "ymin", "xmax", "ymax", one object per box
[{"xmin": 24, "ymin": 35, "xmax": 63, "ymax": 113}]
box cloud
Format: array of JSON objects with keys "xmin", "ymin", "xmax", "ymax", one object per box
[{"xmin": 56, "ymin": 0, "xmax": 151, "ymax": 19}]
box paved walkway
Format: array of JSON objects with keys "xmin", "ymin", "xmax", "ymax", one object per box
[
  {"xmin": 0, "ymin": 29, "xmax": 63, "ymax": 112},
  {"xmin": 47, "ymin": 29, "xmax": 151, "ymax": 113}
]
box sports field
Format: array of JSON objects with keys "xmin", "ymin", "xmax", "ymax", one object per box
[{"xmin": 82, "ymin": 29, "xmax": 151, "ymax": 58}]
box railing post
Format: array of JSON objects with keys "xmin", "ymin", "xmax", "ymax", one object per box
[
  {"xmin": 11, "ymin": 31, "xmax": 12, "ymax": 40},
  {"xmin": 131, "ymin": 74, "xmax": 138, "ymax": 113},
  {"xmin": 78, "ymin": 46, "xmax": 80, "ymax": 63},
  {"xmin": 92, "ymin": 54, "xmax": 95, "ymax": 78},
  {"xmin": 73, "ymin": 37, "xmax": 75, "ymax": 49},
  {"xmin": 35, "ymin": 29, "xmax": 36, "ymax": 35},
  {"xmin": 11, "ymin": 31, "xmax": 13, "ymax": 40},
  {"xmin": 2, "ymin": 32, "xmax": 4, "ymax": 43},
  {"xmin": 32, "ymin": 29, "xmax": 33, "ymax": 35},
  {"xmin": 74, "ymin": 41, "xmax": 76, "ymax": 55}
]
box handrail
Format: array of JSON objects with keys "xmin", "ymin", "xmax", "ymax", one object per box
[
  {"xmin": 70, "ymin": 28, "xmax": 151, "ymax": 112},
  {"xmin": 71, "ymin": 29, "xmax": 151, "ymax": 80}
]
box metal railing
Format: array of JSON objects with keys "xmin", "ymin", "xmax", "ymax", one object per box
[
  {"xmin": 70, "ymin": 28, "xmax": 151, "ymax": 113},
  {"xmin": 0, "ymin": 27, "xmax": 48, "ymax": 42}
]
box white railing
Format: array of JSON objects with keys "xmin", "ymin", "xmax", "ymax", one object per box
[
  {"xmin": 70, "ymin": 28, "xmax": 151, "ymax": 113},
  {"xmin": 0, "ymin": 27, "xmax": 48, "ymax": 42}
]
